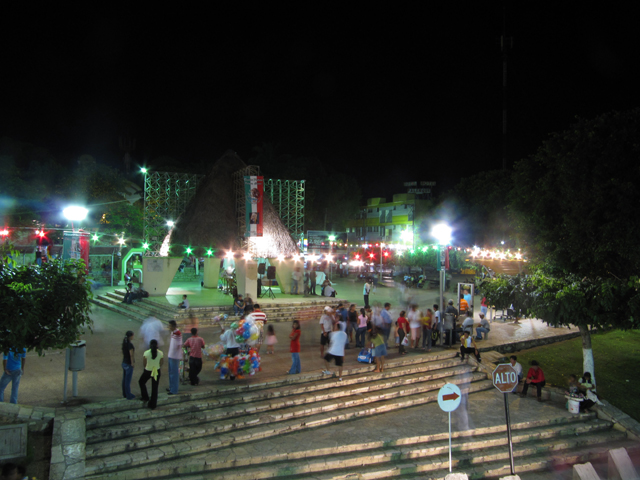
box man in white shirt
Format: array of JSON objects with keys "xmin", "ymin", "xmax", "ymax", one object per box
[
  {"xmin": 220, "ymin": 325, "xmax": 241, "ymax": 356},
  {"xmin": 319, "ymin": 306, "xmax": 334, "ymax": 358},
  {"xmin": 510, "ymin": 355, "xmax": 523, "ymax": 394},
  {"xmin": 167, "ymin": 320, "xmax": 182, "ymax": 395},
  {"xmin": 291, "ymin": 267, "xmax": 303, "ymax": 295},
  {"xmin": 461, "ymin": 311, "xmax": 475, "ymax": 335},
  {"xmin": 323, "ymin": 284, "xmax": 336, "ymax": 297},
  {"xmin": 323, "ymin": 323, "xmax": 347, "ymax": 380}
]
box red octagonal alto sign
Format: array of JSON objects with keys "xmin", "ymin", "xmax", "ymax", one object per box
[{"xmin": 492, "ymin": 364, "xmax": 518, "ymax": 392}]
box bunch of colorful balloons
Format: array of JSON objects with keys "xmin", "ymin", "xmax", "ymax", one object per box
[
  {"xmin": 204, "ymin": 343, "xmax": 226, "ymax": 360},
  {"xmin": 215, "ymin": 348, "xmax": 261, "ymax": 380},
  {"xmin": 229, "ymin": 314, "xmax": 262, "ymax": 345}
]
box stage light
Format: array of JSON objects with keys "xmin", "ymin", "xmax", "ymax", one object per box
[
  {"xmin": 140, "ymin": 167, "xmax": 147, "ymax": 174},
  {"xmin": 277, "ymin": 254, "xmax": 285, "ymax": 261},
  {"xmin": 243, "ymin": 252, "xmax": 252, "ymax": 260},
  {"xmin": 226, "ymin": 250, "xmax": 234, "ymax": 258}
]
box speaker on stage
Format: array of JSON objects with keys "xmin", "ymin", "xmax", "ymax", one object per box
[
  {"xmin": 258, "ymin": 263, "xmax": 266, "ymax": 275},
  {"xmin": 267, "ymin": 266, "xmax": 276, "ymax": 280}
]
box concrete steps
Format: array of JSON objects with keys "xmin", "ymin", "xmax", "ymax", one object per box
[
  {"xmin": 83, "ymin": 353, "xmax": 494, "ymax": 478},
  {"xmin": 90, "ymin": 290, "xmax": 348, "ymax": 326}
]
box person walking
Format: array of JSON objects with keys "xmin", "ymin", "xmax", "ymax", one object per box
[
  {"xmin": 288, "ymin": 320, "xmax": 301, "ymax": 374},
  {"xmin": 319, "ymin": 306, "xmax": 334, "ymax": 357},
  {"xmin": 356, "ymin": 308, "xmax": 368, "ymax": 348},
  {"xmin": 121, "ymin": 331, "xmax": 136, "ymax": 400},
  {"xmin": 265, "ymin": 324, "xmax": 278, "ymax": 354},
  {"xmin": 370, "ymin": 326, "xmax": 387, "ymax": 373},
  {"xmin": 381, "ymin": 303, "xmax": 393, "ymax": 347},
  {"xmin": 166, "ymin": 320, "xmax": 182, "ymax": 395},
  {"xmin": 323, "ymin": 323, "xmax": 347, "ymax": 380},
  {"xmin": 421, "ymin": 308, "xmax": 434, "ymax": 352},
  {"xmin": 363, "ymin": 281, "xmax": 371, "ymax": 308},
  {"xmin": 0, "ymin": 347, "xmax": 26, "ymax": 404},
  {"xmin": 139, "ymin": 339, "xmax": 164, "ymax": 409},
  {"xmin": 407, "ymin": 304, "xmax": 422, "ymax": 349},
  {"xmin": 183, "ymin": 328, "xmax": 205, "ymax": 386},
  {"xmin": 397, "ymin": 310, "xmax": 409, "ymax": 355},
  {"xmin": 347, "ymin": 304, "xmax": 358, "ymax": 345}
]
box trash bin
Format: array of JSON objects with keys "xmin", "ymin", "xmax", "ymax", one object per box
[{"xmin": 68, "ymin": 340, "xmax": 86, "ymax": 371}]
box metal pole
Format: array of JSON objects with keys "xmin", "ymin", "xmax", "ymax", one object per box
[
  {"xmin": 72, "ymin": 371, "xmax": 78, "ymax": 397},
  {"xmin": 504, "ymin": 392, "xmax": 515, "ymax": 474},
  {"xmin": 439, "ymin": 247, "xmax": 445, "ymax": 347},
  {"xmin": 111, "ymin": 254, "xmax": 114, "ymax": 287},
  {"xmin": 448, "ymin": 411, "xmax": 452, "ymax": 472},
  {"xmin": 63, "ymin": 348, "xmax": 70, "ymax": 403}
]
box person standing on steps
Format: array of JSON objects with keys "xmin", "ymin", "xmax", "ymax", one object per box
[
  {"xmin": 370, "ymin": 325, "xmax": 386, "ymax": 373},
  {"xmin": 166, "ymin": 321, "xmax": 182, "ymax": 395},
  {"xmin": 356, "ymin": 308, "xmax": 368, "ymax": 348},
  {"xmin": 407, "ymin": 304, "xmax": 422, "ymax": 349},
  {"xmin": 121, "ymin": 331, "xmax": 136, "ymax": 400},
  {"xmin": 520, "ymin": 360, "xmax": 546, "ymax": 401},
  {"xmin": 363, "ymin": 281, "xmax": 371, "ymax": 308},
  {"xmin": 347, "ymin": 304, "xmax": 358, "ymax": 345},
  {"xmin": 396, "ymin": 310, "xmax": 409, "ymax": 355},
  {"xmin": 291, "ymin": 267, "xmax": 302, "ymax": 295},
  {"xmin": 288, "ymin": 320, "xmax": 302, "ymax": 374},
  {"xmin": 323, "ymin": 322, "xmax": 347, "ymax": 380},
  {"xmin": 319, "ymin": 306, "xmax": 334, "ymax": 358},
  {"xmin": 310, "ymin": 269, "xmax": 317, "ymax": 295},
  {"xmin": 380, "ymin": 303, "xmax": 393, "ymax": 347},
  {"xmin": 421, "ymin": 308, "xmax": 434, "ymax": 352},
  {"xmin": 183, "ymin": 328, "xmax": 205, "ymax": 386},
  {"xmin": 139, "ymin": 339, "xmax": 163, "ymax": 409}
]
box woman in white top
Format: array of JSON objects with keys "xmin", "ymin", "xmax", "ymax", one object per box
[
  {"xmin": 407, "ymin": 304, "xmax": 422, "ymax": 349},
  {"xmin": 139, "ymin": 339, "xmax": 164, "ymax": 409}
]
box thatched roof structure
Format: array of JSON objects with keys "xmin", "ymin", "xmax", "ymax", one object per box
[{"xmin": 171, "ymin": 150, "xmax": 298, "ymax": 257}]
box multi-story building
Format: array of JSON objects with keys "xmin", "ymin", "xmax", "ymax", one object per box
[{"xmin": 345, "ymin": 193, "xmax": 429, "ymax": 244}]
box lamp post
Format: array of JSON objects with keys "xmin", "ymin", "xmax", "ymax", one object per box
[
  {"xmin": 61, "ymin": 206, "xmax": 89, "ymax": 402},
  {"xmin": 432, "ymin": 223, "xmax": 452, "ymax": 346},
  {"xmin": 379, "ymin": 243, "xmax": 385, "ymax": 282}
]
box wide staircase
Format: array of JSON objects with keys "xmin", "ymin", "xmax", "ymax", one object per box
[
  {"xmin": 90, "ymin": 290, "xmax": 345, "ymax": 327},
  {"xmin": 81, "ymin": 351, "xmax": 639, "ymax": 479}
]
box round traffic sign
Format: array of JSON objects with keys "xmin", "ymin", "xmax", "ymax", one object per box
[
  {"xmin": 437, "ymin": 383, "xmax": 462, "ymax": 412},
  {"xmin": 492, "ymin": 364, "xmax": 518, "ymax": 392}
]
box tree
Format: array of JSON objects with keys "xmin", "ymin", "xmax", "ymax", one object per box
[
  {"xmin": 0, "ymin": 260, "xmax": 93, "ymax": 355},
  {"xmin": 510, "ymin": 109, "xmax": 640, "ymax": 382}
]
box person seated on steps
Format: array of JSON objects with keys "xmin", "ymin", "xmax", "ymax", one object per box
[
  {"xmin": 178, "ymin": 294, "xmax": 189, "ymax": 309},
  {"xmin": 233, "ymin": 294, "xmax": 244, "ymax": 316},
  {"xmin": 461, "ymin": 310, "xmax": 475, "ymax": 335},
  {"xmin": 520, "ymin": 360, "xmax": 546, "ymax": 402},
  {"xmin": 475, "ymin": 313, "xmax": 490, "ymax": 340},
  {"xmin": 459, "ymin": 331, "xmax": 481, "ymax": 363}
]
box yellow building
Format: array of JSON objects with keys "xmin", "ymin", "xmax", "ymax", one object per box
[{"xmin": 345, "ymin": 194, "xmax": 429, "ymax": 244}]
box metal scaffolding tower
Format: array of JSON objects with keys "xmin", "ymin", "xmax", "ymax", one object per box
[
  {"xmin": 143, "ymin": 171, "xmax": 204, "ymax": 256},
  {"xmin": 264, "ymin": 179, "xmax": 305, "ymax": 241},
  {"xmin": 233, "ymin": 165, "xmax": 261, "ymax": 240}
]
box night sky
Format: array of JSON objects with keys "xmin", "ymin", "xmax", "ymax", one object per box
[{"xmin": 2, "ymin": 4, "xmax": 639, "ymax": 199}]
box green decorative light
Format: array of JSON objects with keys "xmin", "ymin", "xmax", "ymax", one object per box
[
  {"xmin": 328, "ymin": 235, "xmax": 336, "ymax": 241},
  {"xmin": 142, "ymin": 242, "xmax": 149, "ymax": 249},
  {"xmin": 92, "ymin": 234, "xmax": 99, "ymax": 241},
  {"xmin": 186, "ymin": 247, "xmax": 192, "ymax": 254},
  {"xmin": 206, "ymin": 249, "xmax": 213, "ymax": 256},
  {"xmin": 140, "ymin": 167, "xmax": 148, "ymax": 174}
]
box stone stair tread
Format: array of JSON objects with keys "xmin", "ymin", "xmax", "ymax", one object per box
[
  {"xmin": 84, "ymin": 377, "xmax": 493, "ymax": 470},
  {"xmin": 84, "ymin": 419, "xmax": 628, "ymax": 479},
  {"xmin": 86, "ymin": 357, "xmax": 470, "ymax": 431},
  {"xmin": 85, "ymin": 366, "xmax": 482, "ymax": 444},
  {"xmin": 86, "ymin": 371, "xmax": 489, "ymax": 457},
  {"xmin": 84, "ymin": 353, "xmax": 460, "ymax": 418}
]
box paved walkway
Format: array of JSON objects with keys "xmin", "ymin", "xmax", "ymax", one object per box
[{"xmin": 17, "ymin": 275, "xmax": 578, "ymax": 408}]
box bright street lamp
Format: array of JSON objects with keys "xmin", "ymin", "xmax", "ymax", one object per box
[
  {"xmin": 63, "ymin": 206, "xmax": 88, "ymax": 222},
  {"xmin": 431, "ymin": 223, "xmax": 452, "ymax": 245}
]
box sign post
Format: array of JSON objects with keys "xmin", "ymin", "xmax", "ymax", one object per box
[
  {"xmin": 437, "ymin": 383, "xmax": 462, "ymax": 472},
  {"xmin": 492, "ymin": 364, "xmax": 519, "ymax": 475}
]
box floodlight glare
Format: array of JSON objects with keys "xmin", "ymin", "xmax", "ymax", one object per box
[
  {"xmin": 328, "ymin": 235, "xmax": 336, "ymax": 241},
  {"xmin": 63, "ymin": 206, "xmax": 88, "ymax": 222},
  {"xmin": 140, "ymin": 167, "xmax": 148, "ymax": 174},
  {"xmin": 431, "ymin": 223, "xmax": 452, "ymax": 245},
  {"xmin": 167, "ymin": 220, "xmax": 174, "ymax": 227}
]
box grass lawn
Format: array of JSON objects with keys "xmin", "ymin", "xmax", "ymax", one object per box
[{"xmin": 514, "ymin": 329, "xmax": 640, "ymax": 422}]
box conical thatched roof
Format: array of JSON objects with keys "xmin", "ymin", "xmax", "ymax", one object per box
[{"xmin": 171, "ymin": 150, "xmax": 298, "ymax": 257}]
